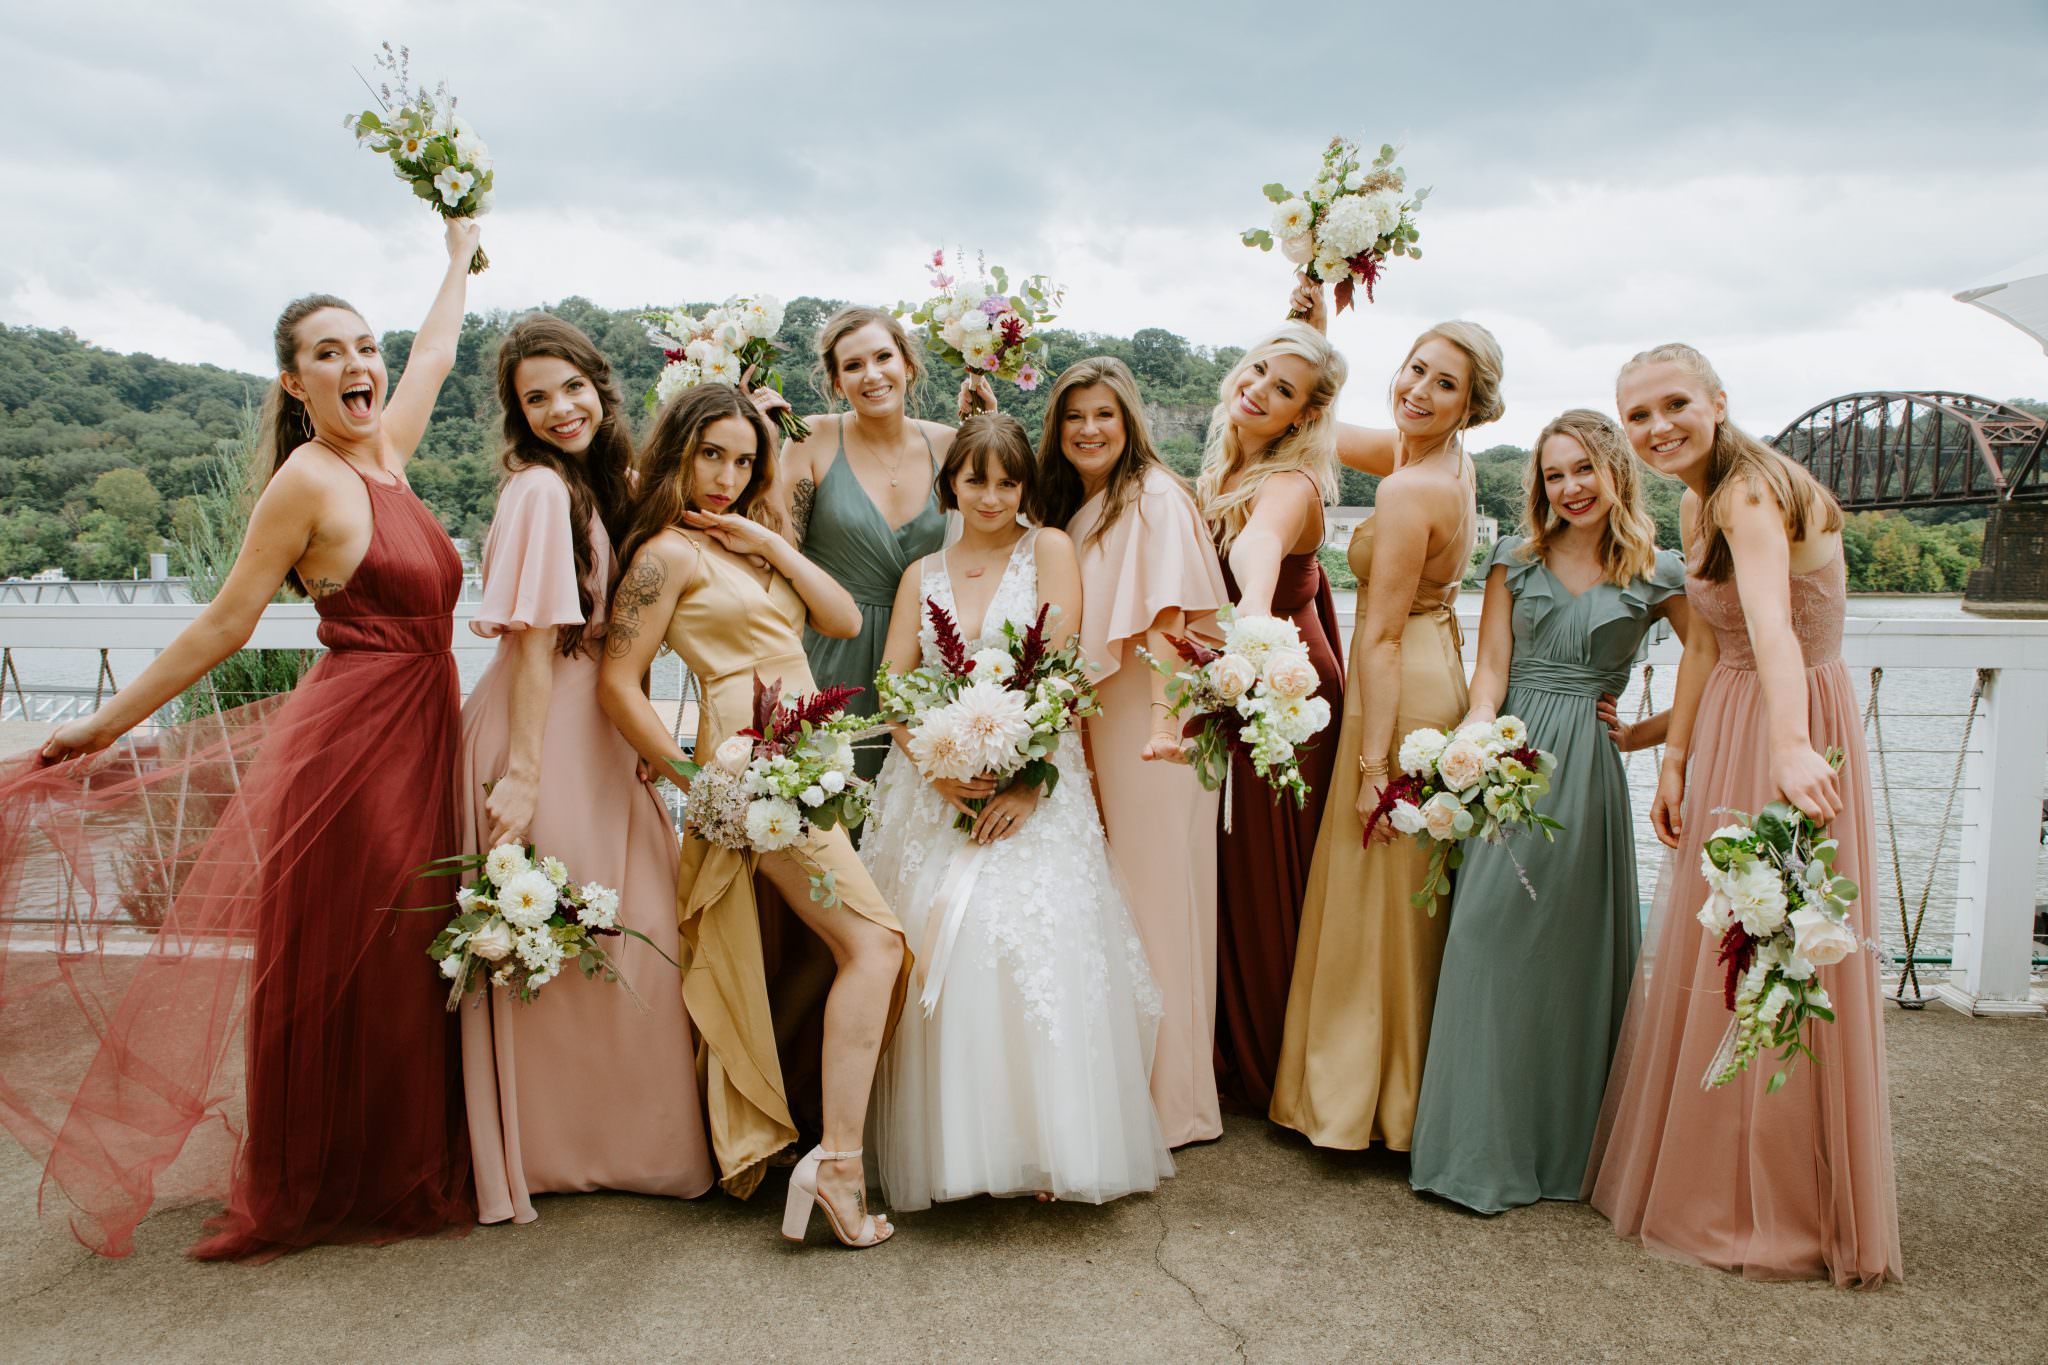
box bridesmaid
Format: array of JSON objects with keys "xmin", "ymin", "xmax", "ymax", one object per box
[
  {"xmin": 0, "ymin": 220, "xmax": 480, "ymax": 1257},
  {"xmin": 781, "ymin": 306, "xmax": 992, "ymax": 783},
  {"xmin": 598, "ymin": 384, "xmax": 910, "ymax": 1248},
  {"xmin": 1408, "ymin": 410, "xmax": 1688, "ymax": 1213},
  {"xmin": 1269, "ymin": 294, "xmax": 1505, "ymax": 1153},
  {"xmin": 1037, "ymin": 356, "xmax": 1231, "ymax": 1147},
  {"xmin": 457, "ymin": 314, "xmax": 713, "ymax": 1224},
  {"xmin": 1584, "ymin": 344, "xmax": 1902, "ymax": 1286},
  {"xmin": 1192, "ymin": 320, "xmax": 1348, "ymax": 1113}
]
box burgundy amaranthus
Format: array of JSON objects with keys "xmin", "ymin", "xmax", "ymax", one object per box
[
  {"xmin": 1361, "ymin": 771, "xmax": 1427, "ymax": 846},
  {"xmin": 926, "ymin": 598, "xmax": 973, "ymax": 677},
  {"xmin": 741, "ymin": 675, "xmax": 862, "ymax": 755},
  {"xmin": 1716, "ymin": 924, "xmax": 1756, "ymax": 1011},
  {"xmin": 1009, "ymin": 604, "xmax": 1052, "ymax": 691}
]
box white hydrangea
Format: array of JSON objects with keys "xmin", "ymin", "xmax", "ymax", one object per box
[
  {"xmin": 1318, "ymin": 194, "xmax": 1384, "ymax": 258},
  {"xmin": 575, "ymin": 883, "xmax": 620, "ymax": 931}
]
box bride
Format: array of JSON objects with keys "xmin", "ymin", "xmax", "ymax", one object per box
[{"xmin": 861, "ymin": 413, "xmax": 1174, "ymax": 1210}]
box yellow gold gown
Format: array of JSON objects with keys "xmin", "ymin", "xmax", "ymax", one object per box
[
  {"xmin": 1268, "ymin": 515, "xmax": 1468, "ymax": 1151},
  {"xmin": 664, "ymin": 533, "xmax": 910, "ymax": 1197}
]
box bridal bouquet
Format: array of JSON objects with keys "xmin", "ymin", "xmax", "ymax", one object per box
[
  {"xmin": 1141, "ymin": 610, "xmax": 1332, "ymax": 809},
  {"xmin": 1242, "ymin": 136, "xmax": 1426, "ymax": 312},
  {"xmin": 876, "ymin": 599, "xmax": 1099, "ymax": 832},
  {"xmin": 896, "ymin": 249, "xmax": 1062, "ymax": 391},
  {"xmin": 419, "ymin": 842, "xmax": 644, "ymax": 1008},
  {"xmin": 1365, "ymin": 717, "xmax": 1561, "ymax": 913},
  {"xmin": 673, "ymin": 676, "xmax": 871, "ymax": 905},
  {"xmin": 1698, "ymin": 751, "xmax": 1862, "ymax": 1092},
  {"xmin": 643, "ymin": 294, "xmax": 810, "ymax": 442},
  {"xmin": 346, "ymin": 42, "xmax": 493, "ymax": 273}
]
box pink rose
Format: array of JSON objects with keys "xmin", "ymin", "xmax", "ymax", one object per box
[
  {"xmin": 1788, "ymin": 907, "xmax": 1857, "ymax": 968},
  {"xmin": 1208, "ymin": 653, "xmax": 1256, "ymax": 702},
  {"xmin": 1264, "ymin": 650, "xmax": 1319, "ymax": 700},
  {"xmin": 1436, "ymin": 739, "xmax": 1487, "ymax": 793}
]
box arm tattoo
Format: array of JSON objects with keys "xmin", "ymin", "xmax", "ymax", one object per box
[
  {"xmin": 604, "ymin": 557, "xmax": 668, "ymax": 659},
  {"xmin": 790, "ymin": 477, "xmax": 816, "ymax": 548},
  {"xmin": 304, "ymin": 576, "xmax": 345, "ymax": 598}
]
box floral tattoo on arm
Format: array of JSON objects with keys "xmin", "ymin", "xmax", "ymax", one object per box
[{"xmin": 605, "ymin": 557, "xmax": 668, "ymax": 660}]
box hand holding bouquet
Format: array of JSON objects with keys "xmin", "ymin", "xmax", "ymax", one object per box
[
  {"xmin": 643, "ymin": 294, "xmax": 809, "ymax": 443},
  {"xmin": 1243, "ymin": 136, "xmax": 1426, "ymax": 313},
  {"xmin": 877, "ymin": 598, "xmax": 1099, "ymax": 832},
  {"xmin": 1141, "ymin": 610, "xmax": 1332, "ymax": 809},
  {"xmin": 346, "ymin": 42, "xmax": 492, "ymax": 273},
  {"xmin": 1697, "ymin": 749, "xmax": 1862, "ymax": 1092},
  {"xmin": 897, "ymin": 249, "xmax": 1062, "ymax": 391},
  {"xmin": 1365, "ymin": 716, "xmax": 1561, "ymax": 913},
  {"xmin": 673, "ymin": 676, "xmax": 872, "ymax": 907},
  {"xmin": 417, "ymin": 842, "xmax": 655, "ymax": 1008}
]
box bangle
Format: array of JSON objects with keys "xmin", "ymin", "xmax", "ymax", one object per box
[{"xmin": 1357, "ymin": 758, "xmax": 1389, "ymax": 778}]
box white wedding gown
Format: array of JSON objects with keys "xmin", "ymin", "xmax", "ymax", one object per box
[{"xmin": 863, "ymin": 530, "xmax": 1173, "ymax": 1210}]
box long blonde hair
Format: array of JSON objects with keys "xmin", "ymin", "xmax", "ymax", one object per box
[
  {"xmin": 1618, "ymin": 342, "xmax": 1840, "ymax": 584},
  {"xmin": 1035, "ymin": 356, "xmax": 1183, "ymax": 545},
  {"xmin": 1520, "ymin": 409, "xmax": 1659, "ymax": 586},
  {"xmin": 1195, "ymin": 322, "xmax": 1344, "ymax": 553}
]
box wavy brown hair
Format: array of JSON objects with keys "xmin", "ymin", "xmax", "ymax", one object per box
[
  {"xmin": 612, "ymin": 385, "xmax": 783, "ymax": 607},
  {"xmin": 1035, "ymin": 356, "xmax": 1184, "ymax": 545},
  {"xmin": 811, "ymin": 305, "xmax": 927, "ymax": 412},
  {"xmin": 494, "ymin": 314, "xmax": 636, "ymax": 657},
  {"xmin": 1618, "ymin": 342, "xmax": 1841, "ymax": 584},
  {"xmin": 1519, "ymin": 409, "xmax": 1659, "ymax": 587},
  {"xmin": 255, "ymin": 293, "xmax": 360, "ymax": 597}
]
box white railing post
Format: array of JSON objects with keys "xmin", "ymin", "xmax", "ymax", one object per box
[{"xmin": 1941, "ymin": 665, "xmax": 2048, "ymax": 1017}]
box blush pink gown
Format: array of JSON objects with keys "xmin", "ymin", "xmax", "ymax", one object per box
[{"xmin": 458, "ymin": 466, "xmax": 712, "ymax": 1223}]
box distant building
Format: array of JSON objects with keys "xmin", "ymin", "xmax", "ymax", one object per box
[
  {"xmin": 29, "ymin": 568, "xmax": 68, "ymax": 583},
  {"xmin": 1324, "ymin": 506, "xmax": 1372, "ymax": 548},
  {"xmin": 1475, "ymin": 514, "xmax": 1499, "ymax": 547}
]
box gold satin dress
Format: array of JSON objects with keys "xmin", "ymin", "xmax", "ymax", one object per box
[
  {"xmin": 1269, "ymin": 515, "xmax": 1469, "ymax": 1151},
  {"xmin": 664, "ymin": 533, "xmax": 910, "ymax": 1197}
]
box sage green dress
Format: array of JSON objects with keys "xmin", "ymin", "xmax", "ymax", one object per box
[
  {"xmin": 1408, "ymin": 536, "xmax": 1684, "ymax": 1214},
  {"xmin": 799, "ymin": 421, "xmax": 946, "ymax": 782}
]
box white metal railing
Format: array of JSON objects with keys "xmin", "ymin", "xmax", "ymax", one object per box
[{"xmin": 0, "ymin": 598, "xmax": 2042, "ymax": 1017}]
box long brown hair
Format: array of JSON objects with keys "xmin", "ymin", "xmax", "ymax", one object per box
[
  {"xmin": 938, "ymin": 413, "xmax": 1036, "ymax": 513},
  {"xmin": 1035, "ymin": 356, "xmax": 1184, "ymax": 545},
  {"xmin": 811, "ymin": 304, "xmax": 928, "ymax": 414},
  {"xmin": 1618, "ymin": 342, "xmax": 1841, "ymax": 583},
  {"xmin": 1520, "ymin": 409, "xmax": 1659, "ymax": 586},
  {"xmin": 493, "ymin": 314, "xmax": 635, "ymax": 657},
  {"xmin": 611, "ymin": 385, "xmax": 783, "ymax": 606},
  {"xmin": 255, "ymin": 293, "xmax": 359, "ymax": 597}
]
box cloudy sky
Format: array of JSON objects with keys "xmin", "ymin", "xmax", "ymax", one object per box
[{"xmin": 6, "ymin": 1, "xmax": 2044, "ymax": 441}]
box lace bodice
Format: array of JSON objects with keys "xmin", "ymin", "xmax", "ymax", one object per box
[
  {"xmin": 917, "ymin": 531, "xmax": 1042, "ymax": 663},
  {"xmin": 1684, "ymin": 549, "xmax": 1846, "ymax": 671}
]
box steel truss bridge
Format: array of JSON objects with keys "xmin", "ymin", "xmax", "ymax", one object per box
[{"xmin": 1771, "ymin": 392, "xmax": 2048, "ymax": 510}]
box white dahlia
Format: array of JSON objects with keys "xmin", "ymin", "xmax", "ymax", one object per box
[
  {"xmin": 483, "ymin": 842, "xmax": 531, "ymax": 888},
  {"xmin": 950, "ymin": 679, "xmax": 1034, "ymax": 772},
  {"xmin": 745, "ymin": 797, "xmax": 803, "ymax": 851},
  {"xmin": 498, "ymin": 869, "xmax": 560, "ymax": 930}
]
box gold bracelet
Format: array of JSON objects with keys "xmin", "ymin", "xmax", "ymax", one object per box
[{"xmin": 1357, "ymin": 758, "xmax": 1389, "ymax": 778}]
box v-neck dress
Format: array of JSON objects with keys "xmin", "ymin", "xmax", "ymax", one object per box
[
  {"xmin": 800, "ymin": 420, "xmax": 946, "ymax": 783},
  {"xmin": 1409, "ymin": 537, "xmax": 1683, "ymax": 1213}
]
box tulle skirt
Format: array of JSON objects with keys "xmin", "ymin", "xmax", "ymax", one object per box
[{"xmin": 0, "ymin": 649, "xmax": 474, "ymax": 1260}]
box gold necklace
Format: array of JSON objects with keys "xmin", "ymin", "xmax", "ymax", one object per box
[{"xmin": 850, "ymin": 420, "xmax": 911, "ymax": 489}]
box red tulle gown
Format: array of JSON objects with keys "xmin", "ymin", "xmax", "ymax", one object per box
[{"xmin": 0, "ymin": 465, "xmax": 474, "ymax": 1260}]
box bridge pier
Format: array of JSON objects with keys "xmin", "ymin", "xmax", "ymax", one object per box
[{"xmin": 1964, "ymin": 503, "xmax": 2048, "ymax": 618}]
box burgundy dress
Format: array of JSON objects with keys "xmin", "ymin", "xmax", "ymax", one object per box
[
  {"xmin": 1214, "ymin": 548, "xmax": 1344, "ymax": 1111},
  {"xmin": 0, "ymin": 464, "xmax": 474, "ymax": 1260}
]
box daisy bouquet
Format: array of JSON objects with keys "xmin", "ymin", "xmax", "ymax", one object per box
[
  {"xmin": 876, "ymin": 599, "xmax": 1100, "ymax": 832},
  {"xmin": 1364, "ymin": 717, "xmax": 1561, "ymax": 913},
  {"xmin": 416, "ymin": 842, "xmax": 652, "ymax": 1009},
  {"xmin": 672, "ymin": 676, "xmax": 872, "ymax": 906},
  {"xmin": 1697, "ymin": 750, "xmax": 1862, "ymax": 1092},
  {"xmin": 896, "ymin": 249, "xmax": 1062, "ymax": 391},
  {"xmin": 1242, "ymin": 136, "xmax": 1426, "ymax": 312},
  {"xmin": 346, "ymin": 42, "xmax": 493, "ymax": 273},
  {"xmin": 642, "ymin": 294, "xmax": 810, "ymax": 442},
  {"xmin": 1141, "ymin": 610, "xmax": 1333, "ymax": 810}
]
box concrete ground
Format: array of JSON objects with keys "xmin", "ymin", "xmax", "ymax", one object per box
[{"xmin": 0, "ymin": 1007, "xmax": 2042, "ymax": 1363}]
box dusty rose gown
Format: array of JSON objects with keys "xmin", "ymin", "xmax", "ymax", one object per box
[
  {"xmin": 1584, "ymin": 549, "xmax": 1903, "ymax": 1287},
  {"xmin": 1069, "ymin": 466, "xmax": 1231, "ymax": 1147},
  {"xmin": 458, "ymin": 466, "xmax": 713, "ymax": 1222}
]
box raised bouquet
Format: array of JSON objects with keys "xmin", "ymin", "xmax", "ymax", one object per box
[
  {"xmin": 1141, "ymin": 610, "xmax": 1332, "ymax": 810},
  {"xmin": 896, "ymin": 249, "xmax": 1062, "ymax": 391},
  {"xmin": 1242, "ymin": 136, "xmax": 1426, "ymax": 312},
  {"xmin": 1697, "ymin": 750, "xmax": 1862, "ymax": 1092},
  {"xmin": 1365, "ymin": 717, "xmax": 1561, "ymax": 913},
  {"xmin": 673, "ymin": 676, "xmax": 871, "ymax": 906},
  {"xmin": 643, "ymin": 294, "xmax": 809, "ymax": 442},
  {"xmin": 346, "ymin": 42, "xmax": 493, "ymax": 273},
  {"xmin": 875, "ymin": 598, "xmax": 1099, "ymax": 832},
  {"xmin": 419, "ymin": 842, "xmax": 653, "ymax": 1008}
]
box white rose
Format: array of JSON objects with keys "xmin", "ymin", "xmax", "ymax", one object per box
[
  {"xmin": 1420, "ymin": 792, "xmax": 1466, "ymax": 842},
  {"xmin": 468, "ymin": 919, "xmax": 515, "ymax": 963},
  {"xmin": 713, "ymin": 735, "xmax": 754, "ymax": 774},
  {"xmin": 1788, "ymin": 907, "xmax": 1857, "ymax": 969},
  {"xmin": 1263, "ymin": 649, "xmax": 1319, "ymax": 700},
  {"xmin": 1436, "ymin": 739, "xmax": 1488, "ymax": 793},
  {"xmin": 800, "ymin": 784, "xmax": 827, "ymax": 808},
  {"xmin": 969, "ymin": 647, "xmax": 1016, "ymax": 682},
  {"xmin": 439, "ymin": 954, "xmax": 465, "ymax": 980},
  {"xmin": 1397, "ymin": 727, "xmax": 1448, "ymax": 776},
  {"xmin": 1389, "ymin": 801, "xmax": 1426, "ymax": 835},
  {"xmin": 819, "ymin": 769, "xmax": 847, "ymax": 794},
  {"xmin": 958, "ymin": 307, "xmax": 991, "ymax": 334},
  {"xmin": 1208, "ymin": 653, "xmax": 1257, "ymax": 702},
  {"xmin": 1696, "ymin": 887, "xmax": 1736, "ymax": 938}
]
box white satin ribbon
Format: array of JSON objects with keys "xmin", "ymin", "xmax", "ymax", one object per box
[{"xmin": 914, "ymin": 837, "xmax": 991, "ymax": 1018}]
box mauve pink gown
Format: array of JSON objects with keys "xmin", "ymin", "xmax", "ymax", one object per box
[
  {"xmin": 1584, "ymin": 548, "xmax": 1902, "ymax": 1287},
  {"xmin": 458, "ymin": 466, "xmax": 712, "ymax": 1222}
]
